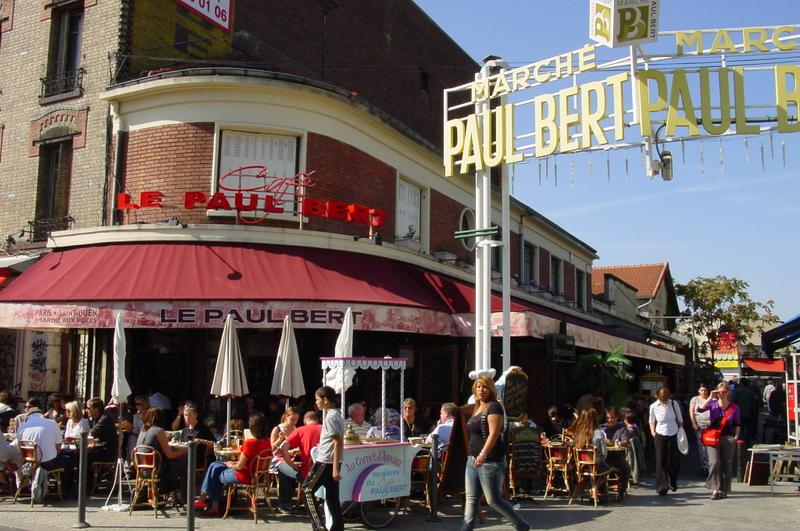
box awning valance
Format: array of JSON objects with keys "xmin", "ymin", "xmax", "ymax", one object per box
[
  {"xmin": 743, "ymin": 358, "xmax": 785, "ymax": 373},
  {"xmin": 762, "ymin": 314, "xmax": 800, "ymax": 356}
]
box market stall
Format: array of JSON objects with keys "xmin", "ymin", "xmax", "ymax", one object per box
[{"xmin": 321, "ymin": 357, "xmax": 420, "ymax": 503}]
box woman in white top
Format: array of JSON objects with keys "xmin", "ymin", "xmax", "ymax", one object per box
[
  {"xmin": 648, "ymin": 386, "xmax": 684, "ymax": 496},
  {"xmin": 64, "ymin": 400, "xmax": 90, "ymax": 450}
]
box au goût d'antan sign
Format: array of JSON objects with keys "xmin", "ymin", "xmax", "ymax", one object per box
[
  {"xmin": 443, "ymin": 25, "xmax": 800, "ymax": 177},
  {"xmin": 116, "ymin": 165, "xmax": 388, "ymax": 228}
]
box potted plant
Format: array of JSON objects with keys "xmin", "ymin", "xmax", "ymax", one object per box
[{"xmin": 394, "ymin": 225, "xmax": 421, "ymax": 252}]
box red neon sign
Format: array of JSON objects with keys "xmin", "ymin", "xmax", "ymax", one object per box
[{"xmin": 117, "ymin": 166, "xmax": 387, "ymax": 228}]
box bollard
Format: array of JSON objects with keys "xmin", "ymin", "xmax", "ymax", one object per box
[
  {"xmin": 734, "ymin": 439, "xmax": 746, "ymax": 482},
  {"xmin": 186, "ymin": 441, "xmax": 196, "ymax": 531},
  {"xmin": 426, "ymin": 433, "xmax": 440, "ymax": 523},
  {"xmin": 73, "ymin": 431, "xmax": 90, "ymax": 528}
]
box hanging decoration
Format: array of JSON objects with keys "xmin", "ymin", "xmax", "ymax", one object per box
[
  {"xmin": 719, "ymin": 138, "xmax": 725, "ymax": 175},
  {"xmin": 782, "ymin": 136, "xmax": 787, "ymax": 166},
  {"xmin": 569, "ymin": 161, "xmax": 575, "ymax": 185},
  {"xmin": 606, "ymin": 151, "xmax": 611, "ymax": 182},
  {"xmin": 744, "ymin": 136, "xmax": 750, "ymax": 164},
  {"xmin": 761, "ymin": 142, "xmax": 766, "ymax": 173},
  {"xmin": 700, "ymin": 146, "xmax": 705, "ymax": 174},
  {"xmin": 588, "ymin": 159, "xmax": 593, "ymax": 184},
  {"xmin": 770, "ymin": 131, "xmax": 775, "ymax": 159},
  {"xmin": 538, "ymin": 158, "xmax": 542, "ymax": 186},
  {"xmin": 625, "ymin": 157, "xmax": 629, "ymax": 182},
  {"xmin": 554, "ymin": 157, "xmax": 558, "ymax": 186},
  {"xmin": 681, "ymin": 140, "xmax": 686, "ymax": 164}
]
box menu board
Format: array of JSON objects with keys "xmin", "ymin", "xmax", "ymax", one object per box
[
  {"xmin": 510, "ymin": 426, "xmax": 541, "ymax": 474},
  {"xmin": 502, "ymin": 372, "xmax": 528, "ymax": 418}
]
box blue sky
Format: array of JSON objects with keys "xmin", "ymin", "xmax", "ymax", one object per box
[{"xmin": 415, "ymin": 0, "xmax": 800, "ymax": 321}]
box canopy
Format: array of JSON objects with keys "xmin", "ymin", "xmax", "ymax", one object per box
[
  {"xmin": 210, "ymin": 313, "xmax": 249, "ymax": 398},
  {"xmin": 110, "ymin": 312, "xmax": 132, "ymax": 403},
  {"xmin": 762, "ymin": 313, "xmax": 800, "ymax": 357},
  {"xmin": 742, "ymin": 358, "xmax": 785, "ymax": 373}
]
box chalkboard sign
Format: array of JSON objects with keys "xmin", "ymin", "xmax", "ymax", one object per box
[
  {"xmin": 510, "ymin": 426, "xmax": 541, "ymax": 475},
  {"xmin": 502, "ymin": 371, "xmax": 529, "ymax": 418},
  {"xmin": 419, "ymin": 348, "xmax": 455, "ymax": 404}
]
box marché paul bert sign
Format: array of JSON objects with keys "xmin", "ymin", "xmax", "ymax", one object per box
[{"xmin": 443, "ymin": 25, "xmax": 800, "ymax": 176}]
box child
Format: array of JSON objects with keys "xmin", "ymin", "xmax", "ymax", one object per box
[{"xmin": 301, "ymin": 386, "xmax": 343, "ymax": 531}]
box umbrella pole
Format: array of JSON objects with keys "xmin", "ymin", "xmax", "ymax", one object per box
[{"xmin": 226, "ymin": 398, "xmax": 232, "ymax": 446}]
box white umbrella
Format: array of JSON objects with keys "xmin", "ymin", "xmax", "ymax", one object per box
[
  {"xmin": 270, "ymin": 315, "xmax": 305, "ymax": 406},
  {"xmin": 324, "ymin": 307, "xmax": 355, "ymax": 415},
  {"xmin": 211, "ymin": 313, "xmax": 250, "ymax": 444},
  {"xmin": 103, "ymin": 312, "xmax": 131, "ymax": 511}
]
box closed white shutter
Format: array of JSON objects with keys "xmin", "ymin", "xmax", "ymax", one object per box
[
  {"xmin": 218, "ymin": 131, "xmax": 298, "ymax": 214},
  {"xmin": 396, "ymin": 179, "xmax": 421, "ymax": 239}
]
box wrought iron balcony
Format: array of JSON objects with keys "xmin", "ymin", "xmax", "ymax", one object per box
[
  {"xmin": 39, "ymin": 68, "xmax": 85, "ymax": 103},
  {"xmin": 27, "ymin": 216, "xmax": 76, "ymax": 242}
]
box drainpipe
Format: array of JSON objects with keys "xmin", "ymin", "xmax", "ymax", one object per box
[
  {"xmin": 636, "ymin": 297, "xmax": 655, "ymax": 317},
  {"xmin": 109, "ymin": 102, "xmax": 125, "ymax": 226}
]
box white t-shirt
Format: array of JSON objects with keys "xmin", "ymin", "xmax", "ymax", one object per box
[
  {"xmin": 17, "ymin": 413, "xmax": 63, "ymax": 463},
  {"xmin": 427, "ymin": 418, "xmax": 454, "ymax": 448},
  {"xmin": 649, "ymin": 399, "xmax": 683, "ymax": 437},
  {"xmin": 318, "ymin": 409, "xmax": 344, "ymax": 464},
  {"xmin": 65, "ymin": 418, "xmax": 90, "ymax": 439},
  {"xmin": 690, "ymin": 395, "xmax": 711, "ymax": 428}
]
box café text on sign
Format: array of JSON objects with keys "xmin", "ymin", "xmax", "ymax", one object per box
[{"xmin": 175, "ymin": 0, "xmax": 232, "ymax": 32}]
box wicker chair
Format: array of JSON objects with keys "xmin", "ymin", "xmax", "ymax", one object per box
[
  {"xmin": 223, "ymin": 449, "xmax": 274, "ymax": 522},
  {"xmin": 569, "ymin": 447, "xmax": 609, "ymax": 507},
  {"xmin": 543, "ymin": 443, "xmax": 573, "ymax": 499},
  {"xmin": 129, "ymin": 445, "xmax": 167, "ymax": 517},
  {"xmin": 13, "ymin": 441, "xmax": 64, "ymax": 505}
]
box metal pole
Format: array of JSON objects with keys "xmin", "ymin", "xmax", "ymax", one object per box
[
  {"xmin": 381, "ymin": 367, "xmax": 386, "ymax": 439},
  {"xmin": 186, "ymin": 441, "xmax": 196, "ymax": 531},
  {"xmin": 73, "ymin": 431, "xmax": 90, "ymax": 528},
  {"xmin": 426, "ymin": 433, "xmax": 441, "ymax": 522}
]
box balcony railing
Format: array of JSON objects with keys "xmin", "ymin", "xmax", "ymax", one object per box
[
  {"xmin": 39, "ymin": 68, "xmax": 85, "ymax": 103},
  {"xmin": 27, "ymin": 216, "xmax": 76, "ymax": 243}
]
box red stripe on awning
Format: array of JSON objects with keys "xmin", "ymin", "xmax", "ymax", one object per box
[
  {"xmin": 0, "ymin": 268, "xmax": 10, "ymax": 288},
  {"xmin": 0, "ymin": 243, "xmax": 451, "ymax": 311},
  {"xmin": 421, "ymin": 270, "xmax": 536, "ymax": 313},
  {"xmin": 742, "ymin": 358, "xmax": 785, "ymax": 372}
]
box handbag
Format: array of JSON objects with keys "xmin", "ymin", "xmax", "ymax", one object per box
[
  {"xmin": 700, "ymin": 403, "xmax": 733, "ymax": 448},
  {"xmin": 671, "ymin": 400, "xmax": 689, "ymax": 455}
]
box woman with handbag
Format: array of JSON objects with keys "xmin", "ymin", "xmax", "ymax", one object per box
[
  {"xmin": 697, "ymin": 382, "xmax": 741, "ymax": 500},
  {"xmin": 648, "ymin": 386, "xmax": 684, "ymax": 496}
]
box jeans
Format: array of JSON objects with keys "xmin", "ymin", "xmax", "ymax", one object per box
[
  {"xmin": 462, "ymin": 456, "xmax": 529, "ymax": 531},
  {"xmin": 200, "ymin": 461, "xmax": 240, "ymax": 502},
  {"xmin": 277, "ymin": 461, "xmax": 298, "ymax": 506},
  {"xmin": 695, "ymin": 427, "xmax": 709, "ymax": 471}
]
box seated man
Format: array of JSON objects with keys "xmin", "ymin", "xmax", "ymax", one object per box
[
  {"xmin": 426, "ymin": 402, "xmax": 456, "ymax": 455},
  {"xmin": 345, "ymin": 403, "xmax": 371, "ymax": 439},
  {"xmin": 600, "ymin": 407, "xmax": 626, "ymax": 442},
  {"xmin": 86, "ymin": 397, "xmax": 118, "ymax": 465},
  {"xmin": 277, "ymin": 411, "xmax": 321, "ymax": 513},
  {"xmin": 16, "ymin": 398, "xmax": 75, "ymax": 497}
]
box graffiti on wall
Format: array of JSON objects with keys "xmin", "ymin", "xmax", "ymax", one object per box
[
  {"xmin": 73, "ymin": 331, "xmax": 89, "ymax": 401},
  {"xmin": 0, "ymin": 331, "xmax": 19, "ymax": 394},
  {"xmin": 28, "ymin": 332, "xmax": 48, "ymax": 392}
]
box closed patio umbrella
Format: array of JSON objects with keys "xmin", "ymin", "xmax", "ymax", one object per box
[
  {"xmin": 324, "ymin": 307, "xmax": 355, "ymax": 415},
  {"xmin": 270, "ymin": 315, "xmax": 306, "ymax": 407},
  {"xmin": 211, "ymin": 313, "xmax": 249, "ymax": 444},
  {"xmin": 103, "ymin": 312, "xmax": 132, "ymax": 511}
]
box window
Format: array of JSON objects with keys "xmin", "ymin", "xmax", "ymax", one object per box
[
  {"xmin": 34, "ymin": 141, "xmax": 73, "ymax": 241},
  {"xmin": 576, "ymin": 269, "xmax": 586, "ymax": 310},
  {"xmin": 522, "ymin": 243, "xmax": 536, "ymax": 285},
  {"xmin": 41, "ymin": 5, "xmax": 84, "ymax": 102},
  {"xmin": 217, "ymin": 130, "xmax": 299, "ymax": 217},
  {"xmin": 459, "ymin": 208, "xmax": 476, "ymax": 251},
  {"xmin": 397, "ymin": 178, "xmax": 421, "ymax": 239},
  {"xmin": 550, "ymin": 256, "xmax": 561, "ymax": 296}
]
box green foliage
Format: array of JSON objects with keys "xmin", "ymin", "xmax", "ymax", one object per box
[
  {"xmin": 675, "ymin": 275, "xmax": 779, "ymax": 359},
  {"xmin": 572, "ymin": 346, "xmax": 633, "ymax": 407}
]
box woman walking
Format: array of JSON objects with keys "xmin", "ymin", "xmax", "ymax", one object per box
[
  {"xmin": 648, "ymin": 386, "xmax": 684, "ymax": 496},
  {"xmin": 697, "ymin": 382, "xmax": 741, "ymax": 500},
  {"xmin": 462, "ymin": 376, "xmax": 530, "ymax": 531},
  {"xmin": 690, "ymin": 384, "xmax": 712, "ymax": 475}
]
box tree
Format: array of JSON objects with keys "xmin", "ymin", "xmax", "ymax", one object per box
[
  {"xmin": 572, "ymin": 346, "xmax": 633, "ymax": 407},
  {"xmin": 676, "ymin": 275, "xmax": 779, "ymax": 361}
]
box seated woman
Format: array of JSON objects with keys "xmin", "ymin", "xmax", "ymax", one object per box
[
  {"xmin": 135, "ymin": 408, "xmax": 189, "ymax": 496},
  {"xmin": 194, "ymin": 413, "xmax": 271, "ymax": 517},
  {"xmin": 571, "ymin": 407, "xmax": 628, "ymax": 500},
  {"xmin": 64, "ymin": 400, "xmax": 90, "ymax": 450},
  {"xmin": 365, "ymin": 407, "xmax": 401, "ymax": 440},
  {"xmin": 270, "ymin": 407, "xmax": 300, "ymax": 513}
]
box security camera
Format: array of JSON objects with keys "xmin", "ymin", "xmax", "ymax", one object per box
[{"xmin": 660, "ymin": 151, "xmax": 673, "ymax": 181}]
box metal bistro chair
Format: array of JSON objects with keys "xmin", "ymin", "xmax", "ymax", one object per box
[
  {"xmin": 223, "ymin": 448, "xmax": 274, "ymax": 522},
  {"xmin": 569, "ymin": 447, "xmax": 610, "ymax": 508},
  {"xmin": 129, "ymin": 445, "xmax": 168, "ymax": 517},
  {"xmin": 542, "ymin": 443, "xmax": 573, "ymax": 500}
]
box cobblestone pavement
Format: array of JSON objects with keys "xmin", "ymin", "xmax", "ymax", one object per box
[{"xmin": 0, "ymin": 473, "xmax": 797, "ymax": 531}]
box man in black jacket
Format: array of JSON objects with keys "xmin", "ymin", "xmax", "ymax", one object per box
[{"xmin": 87, "ymin": 397, "xmax": 118, "ymax": 464}]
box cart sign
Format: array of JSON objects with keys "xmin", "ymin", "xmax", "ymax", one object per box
[
  {"xmin": 175, "ymin": 0, "xmax": 232, "ymax": 33},
  {"xmin": 339, "ymin": 443, "xmax": 419, "ymax": 502},
  {"xmin": 590, "ymin": 0, "xmax": 660, "ymax": 48}
]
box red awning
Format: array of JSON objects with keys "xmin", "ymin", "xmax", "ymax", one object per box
[
  {"xmin": 0, "ymin": 268, "xmax": 10, "ymax": 288},
  {"xmin": 0, "ymin": 243, "xmax": 451, "ymax": 311},
  {"xmin": 421, "ymin": 270, "xmax": 536, "ymax": 314},
  {"xmin": 742, "ymin": 358, "xmax": 785, "ymax": 373}
]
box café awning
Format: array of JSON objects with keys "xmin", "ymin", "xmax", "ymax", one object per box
[
  {"xmin": 742, "ymin": 358, "xmax": 785, "ymax": 373},
  {"xmin": 762, "ymin": 313, "xmax": 800, "ymax": 357}
]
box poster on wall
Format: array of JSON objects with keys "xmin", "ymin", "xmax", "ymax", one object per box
[{"xmin": 175, "ymin": 0, "xmax": 232, "ymax": 32}]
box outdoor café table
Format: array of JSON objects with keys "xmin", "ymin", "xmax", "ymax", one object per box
[
  {"xmin": 764, "ymin": 446, "xmax": 800, "ymax": 493},
  {"xmin": 214, "ymin": 447, "xmax": 241, "ymax": 461}
]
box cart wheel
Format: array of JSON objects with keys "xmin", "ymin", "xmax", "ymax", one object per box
[
  {"xmin": 359, "ymin": 497, "xmax": 403, "ymax": 528},
  {"xmin": 342, "ymin": 500, "xmax": 360, "ymax": 522}
]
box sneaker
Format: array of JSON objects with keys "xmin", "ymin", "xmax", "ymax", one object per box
[
  {"xmin": 277, "ymin": 504, "xmax": 295, "ymax": 515},
  {"xmin": 710, "ymin": 491, "xmax": 721, "ymax": 500},
  {"xmin": 193, "ymin": 499, "xmax": 208, "ymax": 511}
]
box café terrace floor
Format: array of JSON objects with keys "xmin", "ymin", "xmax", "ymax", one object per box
[{"xmin": 0, "ymin": 472, "xmax": 796, "ymax": 530}]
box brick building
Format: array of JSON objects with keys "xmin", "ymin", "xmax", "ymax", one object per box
[{"xmin": 0, "ymin": 1, "xmax": 683, "ymax": 420}]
